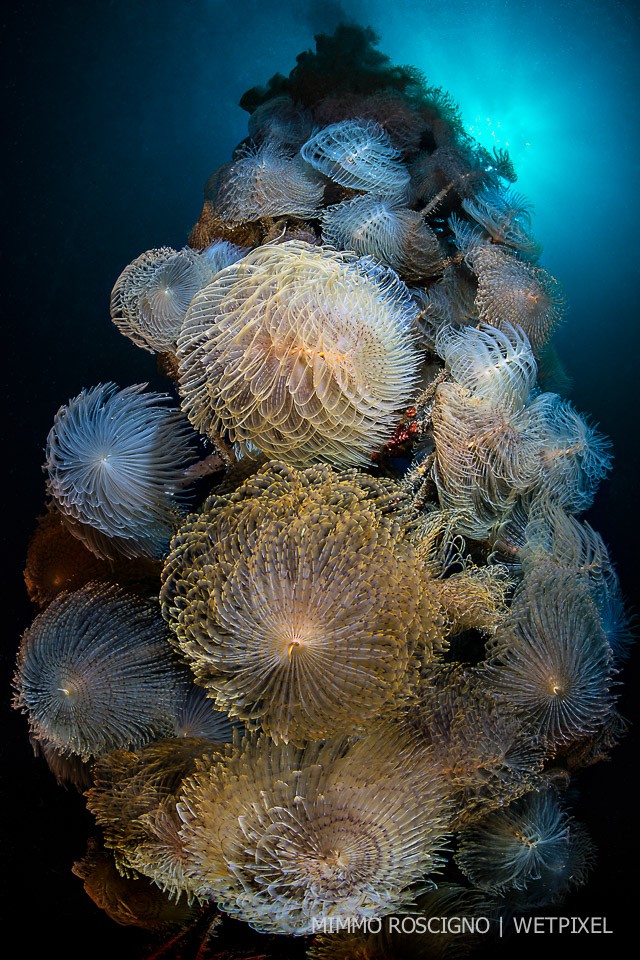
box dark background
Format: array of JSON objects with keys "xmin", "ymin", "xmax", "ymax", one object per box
[{"xmin": 2, "ymin": 2, "xmax": 638, "ymax": 956}]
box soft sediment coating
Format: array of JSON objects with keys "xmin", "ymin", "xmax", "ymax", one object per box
[
  {"xmin": 161, "ymin": 461, "xmax": 445, "ymax": 743},
  {"xmin": 177, "ymin": 240, "xmax": 422, "ymax": 466},
  {"xmin": 13, "ymin": 582, "xmax": 184, "ymax": 759},
  {"xmin": 176, "ymin": 732, "xmax": 451, "ymax": 934}
]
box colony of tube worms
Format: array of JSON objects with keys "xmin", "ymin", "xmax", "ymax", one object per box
[{"xmin": 13, "ymin": 23, "xmax": 632, "ymax": 960}]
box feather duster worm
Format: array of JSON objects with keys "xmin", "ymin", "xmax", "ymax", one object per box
[
  {"xmin": 13, "ymin": 582, "xmax": 184, "ymax": 759},
  {"xmin": 177, "ymin": 240, "xmax": 422, "ymax": 466},
  {"xmin": 519, "ymin": 496, "xmax": 634, "ymax": 661},
  {"xmin": 308, "ymin": 883, "xmax": 498, "ymax": 959},
  {"xmin": 485, "ymin": 566, "xmax": 615, "ymax": 747},
  {"xmin": 429, "ymin": 324, "xmax": 612, "ymax": 539},
  {"xmin": 12, "ymin": 23, "xmax": 634, "ymax": 951},
  {"xmin": 161, "ymin": 461, "xmax": 445, "ymax": 743},
  {"xmin": 461, "ymin": 186, "xmax": 541, "ymax": 259},
  {"xmin": 455, "ymin": 789, "xmax": 595, "ymax": 900},
  {"xmin": 430, "ymin": 382, "xmax": 540, "ymax": 539},
  {"xmin": 72, "ymin": 839, "xmax": 201, "ymax": 932},
  {"xmin": 110, "ymin": 246, "xmax": 229, "ymax": 354},
  {"xmin": 411, "ymin": 508, "xmax": 513, "ymax": 638},
  {"xmin": 469, "ymin": 245, "xmax": 565, "ymax": 351},
  {"xmin": 177, "ymin": 732, "xmax": 451, "ymax": 934},
  {"xmin": 300, "ymin": 119, "xmax": 411, "ymax": 199},
  {"xmin": 247, "ymin": 95, "xmax": 315, "ymax": 149},
  {"xmin": 378, "ymin": 665, "xmax": 546, "ymax": 831},
  {"xmin": 435, "ymin": 322, "xmax": 537, "ymax": 411},
  {"xmin": 87, "ymin": 737, "xmax": 227, "ymax": 902},
  {"xmin": 209, "ymin": 141, "xmax": 325, "ymax": 224},
  {"xmin": 313, "ymin": 90, "xmax": 429, "ymax": 155},
  {"xmin": 170, "ymin": 682, "xmax": 235, "ymax": 742},
  {"xmin": 44, "ymin": 383, "xmax": 199, "ymax": 560},
  {"xmin": 528, "ymin": 392, "xmax": 612, "ymax": 512},
  {"xmin": 321, "ymin": 194, "xmax": 443, "ymax": 280},
  {"xmin": 45, "ymin": 383, "xmax": 196, "ymax": 559}
]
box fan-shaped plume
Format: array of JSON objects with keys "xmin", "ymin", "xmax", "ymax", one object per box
[
  {"xmin": 308, "ymin": 883, "xmax": 498, "ymax": 959},
  {"xmin": 110, "ymin": 246, "xmax": 222, "ymax": 354},
  {"xmin": 211, "ymin": 140, "xmax": 324, "ymax": 224},
  {"xmin": 177, "ymin": 733, "xmax": 451, "ymax": 934},
  {"xmin": 161, "ymin": 461, "xmax": 445, "ymax": 743},
  {"xmin": 87, "ymin": 738, "xmax": 226, "ymax": 857},
  {"xmin": 435, "ymin": 322, "xmax": 537, "ymax": 412},
  {"xmin": 87, "ymin": 737, "xmax": 226, "ymax": 902},
  {"xmin": 448, "ymin": 210, "xmax": 490, "ymax": 258},
  {"xmin": 491, "ymin": 489, "xmax": 620, "ymax": 580},
  {"xmin": 413, "ymin": 262, "xmax": 479, "ymax": 345},
  {"xmin": 197, "ymin": 238, "xmax": 247, "ymax": 273},
  {"xmin": 462, "ymin": 186, "xmax": 542, "ymax": 259},
  {"xmin": 522, "ymin": 496, "xmax": 634, "ymax": 660},
  {"xmin": 469, "ymin": 245, "xmax": 565, "ymax": 351},
  {"xmin": 177, "ymin": 240, "xmax": 422, "ymax": 466},
  {"xmin": 410, "ymin": 507, "xmax": 468, "ymax": 579},
  {"xmin": 10, "ymin": 23, "xmax": 632, "ymax": 952},
  {"xmin": 429, "ymin": 565, "xmax": 512, "ymax": 638},
  {"xmin": 528, "ymin": 392, "xmax": 612, "ymax": 513},
  {"xmin": 13, "ymin": 582, "xmax": 184, "ymax": 759},
  {"xmin": 430, "ymin": 382, "xmax": 542, "ymax": 539},
  {"xmin": 455, "ymin": 789, "xmax": 595, "ymax": 898},
  {"xmin": 523, "ymin": 494, "xmax": 613, "ymax": 576},
  {"xmin": 385, "ymin": 665, "xmax": 546, "ymax": 829},
  {"xmin": 300, "ymin": 119, "xmax": 411, "ymax": 199},
  {"xmin": 486, "ymin": 494, "xmax": 534, "ymax": 570},
  {"xmin": 126, "ymin": 797, "xmax": 203, "ymax": 904},
  {"xmin": 428, "ymin": 328, "xmax": 611, "ymax": 539},
  {"xmin": 321, "ymin": 194, "xmax": 443, "ymax": 280},
  {"xmin": 44, "ymin": 383, "xmax": 199, "ymax": 560},
  {"xmin": 411, "ymin": 509, "xmax": 512, "ymax": 636},
  {"xmin": 485, "ymin": 567, "xmax": 615, "ymax": 747},
  {"xmin": 169, "ymin": 681, "xmax": 235, "ymax": 741}
]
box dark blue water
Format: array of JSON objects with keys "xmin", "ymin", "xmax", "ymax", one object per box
[{"xmin": 2, "ymin": 1, "xmax": 638, "ymax": 955}]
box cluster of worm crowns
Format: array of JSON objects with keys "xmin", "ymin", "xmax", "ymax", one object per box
[{"xmin": 13, "ymin": 24, "xmax": 634, "ymax": 960}]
